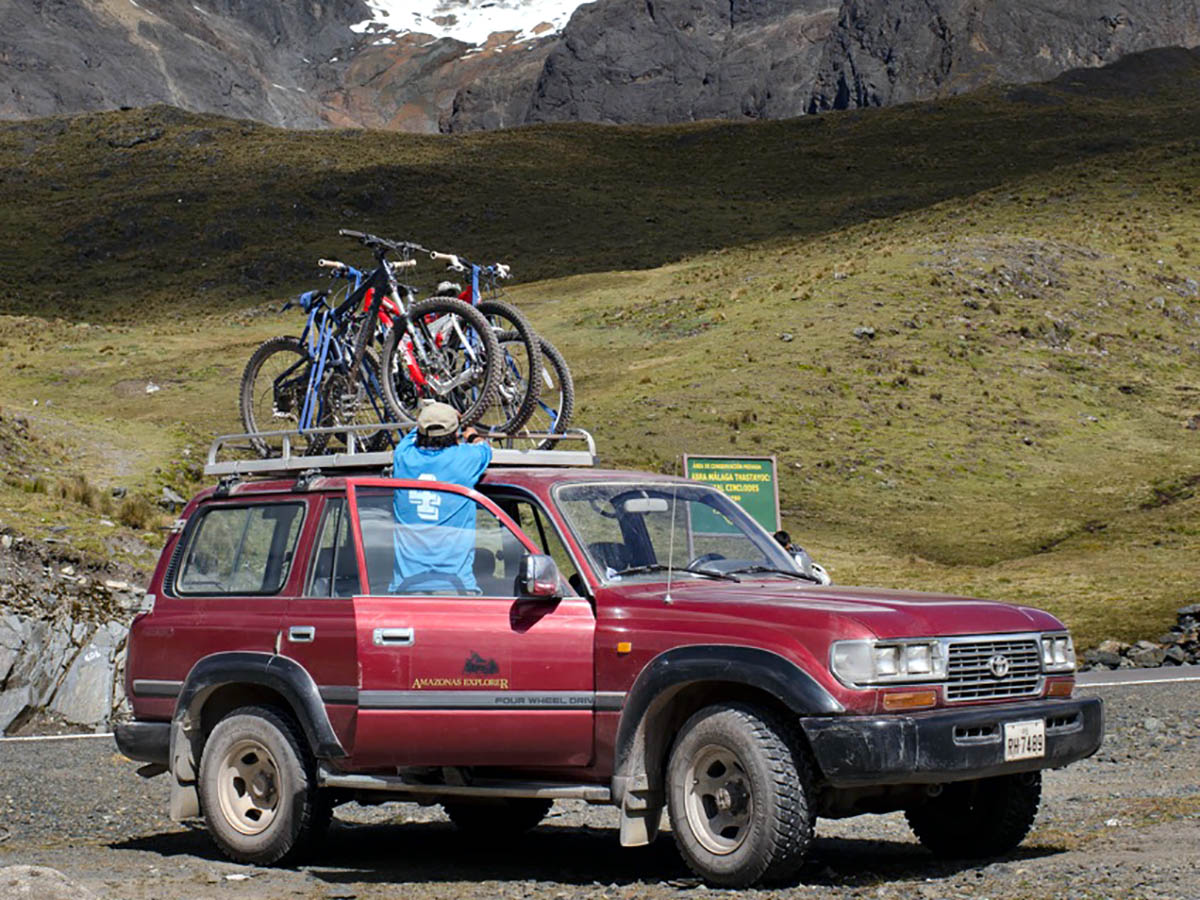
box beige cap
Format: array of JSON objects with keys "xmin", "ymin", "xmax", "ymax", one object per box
[{"xmin": 416, "ymin": 401, "xmax": 460, "ymax": 437}]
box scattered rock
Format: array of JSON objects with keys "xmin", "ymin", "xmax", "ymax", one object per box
[
  {"xmin": 853, "ymin": 326, "xmax": 876, "ymax": 340},
  {"xmin": 145, "ymin": 382, "xmax": 160, "ymax": 395},
  {"xmin": 159, "ymin": 486, "xmax": 186, "ymax": 510},
  {"xmin": 780, "ymin": 333, "xmax": 794, "ymax": 342},
  {"xmin": 0, "ymin": 865, "xmax": 99, "ymax": 899}
]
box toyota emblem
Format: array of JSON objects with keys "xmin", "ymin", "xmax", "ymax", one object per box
[{"xmin": 988, "ymin": 654, "xmax": 1011, "ymax": 678}]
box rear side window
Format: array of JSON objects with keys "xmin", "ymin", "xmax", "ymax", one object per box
[{"xmin": 176, "ymin": 503, "xmax": 305, "ymax": 596}]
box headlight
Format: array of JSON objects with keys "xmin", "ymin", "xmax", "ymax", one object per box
[
  {"xmin": 1040, "ymin": 633, "xmax": 1076, "ymax": 673},
  {"xmin": 831, "ymin": 639, "xmax": 947, "ymax": 686}
]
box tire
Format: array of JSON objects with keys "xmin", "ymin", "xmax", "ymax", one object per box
[
  {"xmin": 666, "ymin": 703, "xmax": 813, "ymax": 888},
  {"xmin": 380, "ymin": 297, "xmax": 501, "ymax": 428},
  {"xmin": 324, "ymin": 347, "xmax": 391, "ymax": 452},
  {"xmin": 511, "ymin": 337, "xmax": 575, "ymax": 450},
  {"xmin": 474, "ymin": 299, "xmax": 542, "ymax": 434},
  {"xmin": 442, "ymin": 798, "xmax": 552, "ymax": 836},
  {"xmin": 198, "ymin": 705, "xmax": 329, "ymax": 866},
  {"xmin": 905, "ymin": 772, "xmax": 1041, "ymax": 858},
  {"xmin": 239, "ymin": 336, "xmax": 329, "ymax": 457}
]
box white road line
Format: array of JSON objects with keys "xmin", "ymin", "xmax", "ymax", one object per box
[
  {"xmin": 0, "ymin": 732, "xmax": 113, "ymax": 744},
  {"xmin": 1080, "ymin": 675, "xmax": 1200, "ymax": 688}
]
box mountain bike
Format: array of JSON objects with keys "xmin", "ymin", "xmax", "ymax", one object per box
[
  {"xmin": 241, "ymin": 230, "xmax": 500, "ymax": 454},
  {"xmin": 424, "ymin": 248, "xmax": 543, "ymax": 434}
]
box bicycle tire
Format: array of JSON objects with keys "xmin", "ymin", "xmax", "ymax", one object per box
[
  {"xmin": 379, "ymin": 297, "xmax": 501, "ymax": 428},
  {"xmin": 512, "ymin": 336, "xmax": 574, "ymax": 450},
  {"xmin": 239, "ymin": 335, "xmax": 330, "ymax": 457},
  {"xmin": 324, "ymin": 346, "xmax": 392, "ymax": 452},
  {"xmin": 475, "ymin": 299, "xmax": 543, "ymax": 434}
]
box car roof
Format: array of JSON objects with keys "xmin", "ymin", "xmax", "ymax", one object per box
[{"xmin": 186, "ymin": 467, "xmax": 696, "ymax": 505}]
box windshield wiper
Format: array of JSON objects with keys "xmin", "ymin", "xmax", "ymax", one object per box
[
  {"xmin": 724, "ymin": 565, "xmax": 822, "ymax": 583},
  {"xmin": 614, "ymin": 564, "xmax": 741, "ymax": 583}
]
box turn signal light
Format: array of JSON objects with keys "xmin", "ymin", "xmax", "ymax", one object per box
[
  {"xmin": 616, "ymin": 642, "xmax": 632, "ymax": 655},
  {"xmin": 882, "ymin": 690, "xmax": 937, "ymax": 711},
  {"xmin": 1046, "ymin": 680, "xmax": 1074, "ymax": 698}
]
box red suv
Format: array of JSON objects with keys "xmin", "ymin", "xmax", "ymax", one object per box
[{"xmin": 116, "ymin": 441, "xmax": 1102, "ymax": 887}]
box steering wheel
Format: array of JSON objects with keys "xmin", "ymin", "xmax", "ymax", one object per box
[
  {"xmin": 394, "ymin": 571, "xmax": 468, "ymax": 594},
  {"xmin": 686, "ymin": 552, "xmax": 726, "ymax": 571},
  {"xmin": 586, "ymin": 497, "xmax": 620, "ymax": 519}
]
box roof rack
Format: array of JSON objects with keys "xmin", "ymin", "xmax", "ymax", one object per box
[{"xmin": 204, "ymin": 423, "xmax": 597, "ymax": 478}]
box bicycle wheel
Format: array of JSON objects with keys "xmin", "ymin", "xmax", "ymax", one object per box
[
  {"xmin": 324, "ymin": 347, "xmax": 392, "ymax": 452},
  {"xmin": 239, "ymin": 336, "xmax": 329, "ymax": 457},
  {"xmin": 475, "ymin": 299, "xmax": 542, "ymax": 434},
  {"xmin": 380, "ymin": 297, "xmax": 501, "ymax": 428},
  {"xmin": 512, "ymin": 337, "xmax": 574, "ymax": 450}
]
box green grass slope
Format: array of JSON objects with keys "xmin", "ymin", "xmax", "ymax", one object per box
[{"xmin": 1, "ymin": 49, "xmax": 1198, "ymax": 647}]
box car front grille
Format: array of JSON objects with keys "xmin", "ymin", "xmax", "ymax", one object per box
[{"xmin": 946, "ymin": 638, "xmax": 1041, "ymax": 701}]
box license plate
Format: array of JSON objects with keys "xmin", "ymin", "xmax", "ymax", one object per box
[{"xmin": 1004, "ymin": 719, "xmax": 1046, "ymax": 761}]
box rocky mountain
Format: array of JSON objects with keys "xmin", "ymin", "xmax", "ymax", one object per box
[{"xmin": 2, "ymin": 0, "xmax": 1199, "ymax": 131}]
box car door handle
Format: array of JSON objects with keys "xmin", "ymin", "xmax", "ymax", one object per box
[
  {"xmin": 288, "ymin": 625, "xmax": 316, "ymax": 643},
  {"xmin": 373, "ymin": 627, "xmax": 414, "ymax": 647}
]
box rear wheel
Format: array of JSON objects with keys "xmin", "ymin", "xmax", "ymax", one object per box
[
  {"xmin": 474, "ymin": 299, "xmax": 542, "ymax": 434},
  {"xmin": 905, "ymin": 772, "xmax": 1041, "ymax": 858},
  {"xmin": 442, "ymin": 798, "xmax": 552, "ymax": 836},
  {"xmin": 198, "ymin": 705, "xmax": 329, "ymax": 866},
  {"xmin": 380, "ymin": 298, "xmax": 501, "ymax": 428},
  {"xmin": 666, "ymin": 703, "xmax": 813, "ymax": 887},
  {"xmin": 239, "ymin": 336, "xmax": 328, "ymax": 457}
]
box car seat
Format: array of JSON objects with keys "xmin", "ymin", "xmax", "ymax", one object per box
[{"xmin": 587, "ymin": 541, "xmax": 630, "ymax": 573}]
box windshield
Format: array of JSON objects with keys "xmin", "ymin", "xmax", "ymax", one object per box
[{"xmin": 554, "ymin": 481, "xmax": 798, "ymax": 581}]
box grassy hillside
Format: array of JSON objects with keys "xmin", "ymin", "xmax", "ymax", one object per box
[{"xmin": 1, "ymin": 50, "xmax": 1198, "ymax": 648}]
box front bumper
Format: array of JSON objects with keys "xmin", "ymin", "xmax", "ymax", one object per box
[
  {"xmin": 114, "ymin": 720, "xmax": 170, "ymax": 766},
  {"xmin": 799, "ymin": 696, "xmax": 1103, "ymax": 787}
]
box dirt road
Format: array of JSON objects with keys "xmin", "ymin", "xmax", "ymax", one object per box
[{"xmin": 2, "ymin": 680, "xmax": 1198, "ymax": 899}]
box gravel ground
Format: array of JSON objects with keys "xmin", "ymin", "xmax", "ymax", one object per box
[{"xmin": 2, "ymin": 682, "xmax": 1199, "ymax": 900}]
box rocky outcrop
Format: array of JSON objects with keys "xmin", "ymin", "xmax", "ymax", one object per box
[
  {"xmin": 0, "ymin": 0, "xmax": 369, "ymax": 128},
  {"xmin": 807, "ymin": 0, "xmax": 1200, "ymax": 112},
  {"xmin": 520, "ymin": 0, "xmax": 839, "ymax": 126},
  {"xmin": 0, "ymin": 533, "xmax": 142, "ymax": 733}
]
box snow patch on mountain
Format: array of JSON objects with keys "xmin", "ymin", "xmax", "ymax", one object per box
[{"xmin": 351, "ymin": 0, "xmax": 589, "ymax": 45}]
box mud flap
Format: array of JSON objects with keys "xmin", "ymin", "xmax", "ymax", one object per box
[
  {"xmin": 617, "ymin": 773, "xmax": 663, "ymax": 847},
  {"xmin": 168, "ymin": 719, "xmax": 200, "ymax": 820}
]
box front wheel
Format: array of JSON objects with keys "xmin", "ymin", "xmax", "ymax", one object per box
[
  {"xmin": 379, "ymin": 297, "xmax": 501, "ymax": 428},
  {"xmin": 666, "ymin": 703, "xmax": 813, "ymax": 887},
  {"xmin": 239, "ymin": 335, "xmax": 328, "ymax": 457},
  {"xmin": 510, "ymin": 337, "xmax": 575, "ymax": 450},
  {"xmin": 198, "ymin": 705, "xmax": 329, "ymax": 866},
  {"xmin": 905, "ymin": 772, "xmax": 1041, "ymax": 858}
]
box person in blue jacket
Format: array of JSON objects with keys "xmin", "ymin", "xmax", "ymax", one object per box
[{"xmin": 389, "ymin": 402, "xmax": 492, "ymax": 594}]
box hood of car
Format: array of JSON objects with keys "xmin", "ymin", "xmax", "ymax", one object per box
[{"xmin": 602, "ymin": 577, "xmax": 1064, "ymax": 641}]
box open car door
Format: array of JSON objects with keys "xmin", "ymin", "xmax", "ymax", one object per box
[{"xmin": 345, "ymin": 477, "xmax": 596, "ymax": 769}]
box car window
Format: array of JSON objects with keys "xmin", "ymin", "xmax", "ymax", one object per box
[
  {"xmin": 307, "ymin": 498, "xmax": 359, "ymax": 598},
  {"xmin": 492, "ymin": 495, "xmax": 581, "ymax": 593},
  {"xmin": 354, "ymin": 486, "xmax": 530, "ymax": 597},
  {"xmin": 554, "ymin": 482, "xmax": 793, "ymax": 581},
  {"xmin": 176, "ymin": 503, "xmax": 304, "ymax": 596}
]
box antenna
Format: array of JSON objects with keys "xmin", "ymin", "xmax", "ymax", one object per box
[{"xmin": 664, "ymin": 480, "xmax": 678, "ymax": 605}]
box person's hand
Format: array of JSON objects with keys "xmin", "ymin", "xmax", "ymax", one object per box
[{"xmin": 462, "ymin": 426, "xmax": 486, "ymax": 444}]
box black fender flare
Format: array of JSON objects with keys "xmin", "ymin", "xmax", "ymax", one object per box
[
  {"xmin": 612, "ymin": 645, "xmax": 841, "ymax": 803},
  {"xmin": 174, "ymin": 651, "xmax": 347, "ymax": 761}
]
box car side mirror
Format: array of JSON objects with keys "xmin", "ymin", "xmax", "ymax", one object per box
[{"xmin": 518, "ymin": 553, "xmax": 562, "ymax": 600}]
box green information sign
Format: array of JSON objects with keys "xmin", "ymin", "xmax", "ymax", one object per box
[{"xmin": 683, "ymin": 455, "xmax": 780, "ymax": 534}]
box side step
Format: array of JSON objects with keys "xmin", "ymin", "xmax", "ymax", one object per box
[{"xmin": 317, "ymin": 768, "xmax": 611, "ymax": 803}]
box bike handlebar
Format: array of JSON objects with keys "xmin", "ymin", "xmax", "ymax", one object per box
[
  {"xmin": 338, "ymin": 229, "xmax": 427, "ymax": 257},
  {"xmin": 428, "ymin": 249, "xmax": 510, "ymax": 279},
  {"xmin": 318, "ymin": 258, "xmax": 346, "ymax": 269}
]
